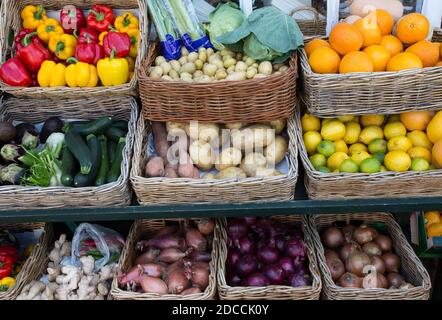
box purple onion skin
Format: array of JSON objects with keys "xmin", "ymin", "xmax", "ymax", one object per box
[
  {"xmin": 228, "ymin": 219, "xmax": 248, "ymax": 239},
  {"xmin": 278, "ymin": 257, "xmax": 295, "ymax": 277},
  {"xmin": 243, "ymin": 273, "xmax": 270, "ymax": 287},
  {"xmin": 263, "ymin": 264, "xmax": 285, "ymax": 285},
  {"xmin": 274, "ymin": 235, "xmax": 286, "ymax": 252},
  {"xmin": 294, "ymin": 263, "xmax": 309, "ymax": 276},
  {"xmin": 286, "ymin": 239, "xmax": 306, "ymax": 259},
  {"xmin": 236, "ymin": 236, "xmax": 256, "ymax": 255},
  {"xmin": 226, "ymin": 249, "xmax": 241, "ymax": 270},
  {"xmin": 288, "ymin": 227, "xmax": 303, "ymax": 240},
  {"xmin": 227, "ymin": 273, "xmax": 242, "ymax": 286},
  {"xmin": 289, "ymin": 274, "xmax": 311, "ymax": 287},
  {"xmin": 236, "ymin": 255, "xmax": 258, "ymax": 277},
  {"xmin": 257, "ymin": 246, "xmax": 280, "ymax": 265},
  {"xmin": 243, "ymin": 217, "xmax": 257, "ymax": 225},
  {"xmin": 293, "ymin": 255, "xmax": 306, "ymax": 270}
]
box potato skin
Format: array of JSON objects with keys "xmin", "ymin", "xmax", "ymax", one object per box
[
  {"xmin": 192, "ymin": 167, "xmax": 200, "ymax": 179},
  {"xmin": 202, "ymin": 173, "xmax": 216, "ymax": 179},
  {"xmin": 189, "ymin": 140, "xmax": 214, "ymax": 170},
  {"xmin": 240, "ymin": 152, "xmax": 267, "ymax": 177},
  {"xmin": 145, "ymin": 157, "xmax": 165, "ymax": 177},
  {"xmin": 215, "ymin": 167, "xmax": 247, "ymax": 179},
  {"xmin": 215, "ymin": 147, "xmax": 242, "ymax": 171},
  {"xmin": 268, "ymin": 119, "xmax": 287, "ymax": 134},
  {"xmin": 265, "ymin": 136, "xmax": 288, "ymax": 165},
  {"xmin": 164, "ymin": 163, "xmax": 178, "ymax": 178}
]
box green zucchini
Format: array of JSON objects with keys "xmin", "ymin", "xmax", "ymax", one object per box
[
  {"xmin": 112, "ymin": 120, "xmax": 128, "ymax": 132},
  {"xmin": 65, "ymin": 131, "xmax": 92, "ymax": 175},
  {"xmin": 70, "ymin": 117, "xmax": 113, "ymax": 137},
  {"xmin": 74, "ymin": 134, "xmax": 101, "ymax": 188},
  {"xmin": 108, "ymin": 140, "xmax": 117, "ymax": 166},
  {"xmin": 60, "ymin": 146, "xmax": 78, "ymax": 187},
  {"xmin": 105, "ymin": 126, "xmax": 126, "ymax": 142},
  {"xmin": 95, "ymin": 135, "xmax": 109, "ymax": 186},
  {"xmin": 107, "ymin": 137, "xmax": 126, "ymax": 183}
]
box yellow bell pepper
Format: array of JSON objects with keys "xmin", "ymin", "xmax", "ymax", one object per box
[
  {"xmin": 21, "ymin": 5, "xmax": 47, "ymax": 30},
  {"xmin": 37, "ymin": 60, "xmax": 66, "ymax": 87},
  {"xmin": 97, "ymin": 53, "xmax": 129, "ymax": 86},
  {"xmin": 127, "ymin": 28, "xmax": 140, "ymax": 58},
  {"xmin": 48, "ymin": 34, "xmax": 77, "ymax": 60},
  {"xmin": 125, "ymin": 56, "xmax": 135, "ymax": 72},
  {"xmin": 99, "ymin": 31, "xmax": 108, "ymax": 46},
  {"xmin": 114, "ymin": 12, "xmax": 139, "ymax": 33},
  {"xmin": 65, "ymin": 58, "xmax": 98, "ymax": 87},
  {"xmin": 0, "ymin": 277, "xmax": 16, "ymax": 291},
  {"xmin": 36, "ymin": 18, "xmax": 64, "ymax": 43}
]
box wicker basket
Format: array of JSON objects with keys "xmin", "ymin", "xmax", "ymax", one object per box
[
  {"xmin": 434, "ymin": 28, "xmax": 442, "ymax": 42},
  {"xmin": 130, "ymin": 117, "xmax": 298, "ymax": 205},
  {"xmin": 308, "ymin": 213, "xmax": 431, "ymax": 300},
  {"xmin": 0, "ymin": 222, "xmax": 53, "ymax": 300},
  {"xmin": 299, "ymin": 36, "xmax": 442, "ymax": 117},
  {"xmin": 138, "ymin": 42, "xmax": 297, "ymax": 123},
  {"xmin": 217, "ymin": 216, "xmax": 322, "ymax": 300},
  {"xmin": 0, "ymin": 96, "xmax": 137, "ymax": 210},
  {"xmin": 290, "ymin": 7, "xmax": 326, "ymax": 40},
  {"xmin": 294, "ymin": 107, "xmax": 442, "ymax": 200},
  {"xmin": 111, "ymin": 218, "xmax": 220, "ymax": 300},
  {"xmin": 0, "ymin": 0, "xmax": 148, "ymax": 98}
]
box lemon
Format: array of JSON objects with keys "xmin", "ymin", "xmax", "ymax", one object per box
[
  {"xmin": 360, "ymin": 115, "xmax": 385, "ymax": 127},
  {"xmin": 301, "ymin": 114, "xmax": 321, "ymax": 132},
  {"xmin": 372, "ymin": 152, "xmax": 385, "ymax": 164},
  {"xmin": 351, "ymin": 151, "xmax": 372, "ymax": 165},
  {"xmin": 383, "ymin": 122, "xmax": 407, "ymax": 140},
  {"xmin": 410, "ymin": 158, "xmax": 430, "ymax": 171},
  {"xmin": 327, "ymin": 152, "xmax": 349, "ymax": 171},
  {"xmin": 340, "ymin": 159, "xmax": 359, "ymax": 173},
  {"xmin": 322, "ymin": 118, "xmax": 336, "ymax": 125},
  {"xmin": 360, "ymin": 157, "xmax": 381, "ymax": 173},
  {"xmin": 387, "ymin": 114, "xmax": 401, "ymax": 123},
  {"xmin": 303, "ymin": 131, "xmax": 322, "ymax": 155},
  {"xmin": 317, "ymin": 166, "xmax": 331, "ymax": 173},
  {"xmin": 407, "ymin": 130, "xmax": 433, "ymax": 150},
  {"xmin": 359, "ymin": 126, "xmax": 384, "ymax": 145},
  {"xmin": 384, "ymin": 151, "xmax": 411, "ymax": 172},
  {"xmin": 368, "ymin": 138, "xmax": 387, "ymax": 154},
  {"xmin": 321, "ymin": 121, "xmax": 346, "ymax": 141},
  {"xmin": 334, "ymin": 139, "xmax": 349, "ymax": 153},
  {"xmin": 338, "ymin": 115, "xmax": 356, "ymax": 122},
  {"xmin": 380, "ymin": 165, "xmax": 388, "ymax": 172},
  {"xmin": 343, "ymin": 122, "xmax": 361, "ymax": 145},
  {"xmin": 310, "ymin": 154, "xmax": 326, "ymax": 168},
  {"xmin": 317, "ymin": 140, "xmax": 336, "ymax": 157},
  {"xmin": 349, "ymin": 143, "xmax": 368, "ymax": 155},
  {"xmin": 408, "ymin": 146, "xmax": 432, "ymax": 163},
  {"xmin": 333, "ymin": 169, "xmax": 340, "ymax": 173},
  {"xmin": 387, "ymin": 136, "xmax": 413, "ymax": 152}
]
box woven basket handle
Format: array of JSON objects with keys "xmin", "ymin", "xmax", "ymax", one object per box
[{"xmin": 290, "ymin": 6, "xmax": 321, "ymax": 21}]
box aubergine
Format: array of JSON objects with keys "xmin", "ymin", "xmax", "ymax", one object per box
[
  {"xmin": 0, "ymin": 121, "xmax": 17, "ymax": 143},
  {"xmin": 0, "ymin": 164, "xmax": 25, "ymax": 185},
  {"xmin": 40, "ymin": 117, "xmax": 64, "ymax": 143},
  {"xmin": 15, "ymin": 123, "xmax": 39, "ymax": 149},
  {"xmin": 0, "ymin": 144, "xmax": 25, "ymax": 163}
]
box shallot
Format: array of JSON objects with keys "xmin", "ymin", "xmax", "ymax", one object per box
[
  {"xmin": 159, "ymin": 248, "xmax": 192, "ymax": 263},
  {"xmin": 186, "ymin": 228, "xmax": 207, "ymax": 251},
  {"xmin": 189, "ymin": 266, "xmax": 210, "ymax": 290},
  {"xmin": 139, "ymin": 275, "xmax": 168, "ymax": 294},
  {"xmin": 167, "ymin": 269, "xmax": 190, "ymax": 294},
  {"xmin": 134, "ymin": 248, "xmax": 160, "ymax": 265},
  {"xmin": 139, "ymin": 263, "xmax": 164, "ymax": 278},
  {"xmin": 197, "ymin": 219, "xmax": 215, "ymax": 235}
]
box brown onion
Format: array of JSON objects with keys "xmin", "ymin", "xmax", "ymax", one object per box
[
  {"xmin": 167, "ymin": 269, "xmax": 191, "ymax": 294},
  {"xmin": 321, "ymin": 227, "xmax": 345, "ymax": 249},
  {"xmin": 340, "ymin": 242, "xmax": 361, "ymax": 261},
  {"xmin": 189, "ymin": 266, "xmax": 210, "ymax": 290},
  {"xmin": 387, "ymin": 272, "xmax": 404, "ymax": 288},
  {"xmin": 325, "ymin": 250, "xmax": 340, "ymax": 260},
  {"xmin": 337, "ymin": 272, "xmax": 363, "ymax": 288},
  {"xmin": 139, "ymin": 263, "xmax": 164, "ymax": 278},
  {"xmin": 181, "ymin": 287, "xmax": 202, "ymax": 295},
  {"xmin": 139, "ymin": 275, "xmax": 168, "ymax": 294},
  {"xmin": 326, "ymin": 254, "xmax": 345, "ymax": 282},
  {"xmin": 374, "ymin": 234, "xmax": 393, "ymax": 252},
  {"xmin": 370, "ymin": 256, "xmax": 386, "ymax": 275},
  {"xmin": 353, "ymin": 225, "xmax": 376, "ymax": 245},
  {"xmin": 197, "ymin": 219, "xmax": 215, "ymax": 235},
  {"xmin": 185, "ymin": 228, "xmax": 207, "ymax": 251},
  {"xmin": 382, "ymin": 252, "xmax": 400, "ymax": 273},
  {"xmin": 342, "ymin": 225, "xmax": 356, "ymax": 243},
  {"xmin": 362, "ymin": 242, "xmax": 382, "ymax": 256},
  {"xmin": 362, "ymin": 273, "xmax": 388, "ymax": 289},
  {"xmin": 345, "ymin": 252, "xmax": 371, "ymax": 277}
]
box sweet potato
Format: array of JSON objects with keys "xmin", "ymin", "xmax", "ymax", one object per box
[
  {"xmin": 145, "ymin": 157, "xmax": 165, "ymax": 177},
  {"xmin": 152, "ymin": 122, "xmax": 169, "ymax": 160},
  {"xmin": 165, "ymin": 163, "xmax": 178, "ymax": 178},
  {"xmin": 192, "ymin": 167, "xmax": 200, "ymax": 179},
  {"xmin": 178, "ymin": 154, "xmax": 194, "ymax": 178}
]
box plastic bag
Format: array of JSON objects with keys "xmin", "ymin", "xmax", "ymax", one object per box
[{"xmin": 71, "ymin": 223, "xmax": 125, "ymax": 270}]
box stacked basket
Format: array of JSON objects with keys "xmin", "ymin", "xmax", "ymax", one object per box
[{"xmin": 290, "ymin": 7, "xmax": 326, "ymax": 40}]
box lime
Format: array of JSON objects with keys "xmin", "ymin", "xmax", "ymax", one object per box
[
  {"xmin": 317, "ymin": 140, "xmax": 336, "ymax": 157},
  {"xmin": 351, "ymin": 150, "xmax": 372, "ymax": 165},
  {"xmin": 372, "ymin": 152, "xmax": 385, "ymax": 164},
  {"xmin": 340, "ymin": 159, "xmax": 359, "ymax": 173},
  {"xmin": 309, "ymin": 154, "xmax": 327, "ymax": 168},
  {"xmin": 317, "ymin": 166, "xmax": 331, "ymax": 173},
  {"xmin": 368, "ymin": 138, "xmax": 387, "ymax": 154},
  {"xmin": 410, "ymin": 157, "xmax": 430, "ymax": 171},
  {"xmin": 360, "ymin": 157, "xmax": 381, "ymax": 173}
]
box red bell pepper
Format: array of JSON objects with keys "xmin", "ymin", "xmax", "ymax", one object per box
[
  {"xmin": 0, "ymin": 255, "xmax": 13, "ymax": 279},
  {"xmin": 14, "ymin": 29, "xmax": 44, "ymax": 52},
  {"xmin": 60, "ymin": 5, "xmax": 86, "ymax": 34},
  {"xmin": 87, "ymin": 5, "xmax": 115, "ymax": 33},
  {"xmin": 16, "ymin": 32, "xmax": 51, "ymax": 73},
  {"xmin": 0, "ymin": 57, "xmax": 32, "ymax": 87},
  {"xmin": 103, "ymin": 32, "xmax": 131, "ymax": 58},
  {"xmin": 75, "ymin": 41, "xmax": 104, "ymax": 65},
  {"xmin": 76, "ymin": 28, "xmax": 99, "ymax": 44},
  {"xmin": 0, "ymin": 246, "xmax": 18, "ymax": 264}
]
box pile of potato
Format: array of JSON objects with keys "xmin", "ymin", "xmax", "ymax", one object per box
[
  {"xmin": 148, "ymin": 47, "xmax": 289, "ymax": 83},
  {"xmin": 144, "ymin": 120, "xmax": 289, "ymax": 180}
]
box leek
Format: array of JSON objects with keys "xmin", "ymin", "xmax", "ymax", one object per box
[{"xmin": 163, "ymin": 0, "xmax": 205, "ymax": 40}]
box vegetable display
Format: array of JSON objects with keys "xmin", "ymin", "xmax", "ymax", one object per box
[
  {"xmin": 118, "ymin": 219, "xmax": 215, "ymax": 295},
  {"xmin": 0, "ymin": 4, "xmax": 139, "ymax": 87},
  {"xmin": 320, "ymin": 223, "xmax": 414, "ymax": 289},
  {"xmin": 144, "ymin": 120, "xmax": 288, "ymax": 179},
  {"xmin": 225, "ymin": 218, "xmax": 311, "ymax": 287},
  {"xmin": 0, "ymin": 117, "xmax": 127, "ymax": 188}
]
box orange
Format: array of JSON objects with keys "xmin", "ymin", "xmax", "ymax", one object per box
[
  {"xmin": 374, "ymin": 9, "xmax": 394, "ymax": 36},
  {"xmin": 396, "ymin": 13, "xmax": 430, "ymax": 44},
  {"xmin": 440, "ymin": 43, "xmax": 442, "ymax": 59},
  {"xmin": 400, "ymin": 111, "xmax": 431, "ymax": 131},
  {"xmin": 339, "ymin": 51, "xmax": 374, "ymax": 73},
  {"xmin": 427, "ymin": 111, "xmax": 442, "ymax": 143},
  {"xmin": 309, "ymin": 46, "xmax": 341, "ymax": 74},
  {"xmin": 353, "ymin": 18, "xmax": 382, "ymax": 48},
  {"xmin": 380, "ymin": 35, "xmax": 403, "ymax": 56},
  {"xmin": 405, "ymin": 40, "xmax": 440, "ymax": 68},
  {"xmin": 408, "ymin": 146, "xmax": 432, "ymax": 163},
  {"xmin": 386, "ymin": 52, "xmax": 423, "ymax": 71},
  {"xmin": 305, "ymin": 39, "xmax": 330, "ymax": 57},
  {"xmin": 363, "ymin": 45, "xmax": 391, "ymax": 71},
  {"xmin": 432, "ymin": 140, "xmax": 442, "ymax": 168},
  {"xmin": 329, "ymin": 23, "xmax": 363, "ymax": 55},
  {"xmin": 437, "ymin": 61, "xmax": 442, "ymax": 67}
]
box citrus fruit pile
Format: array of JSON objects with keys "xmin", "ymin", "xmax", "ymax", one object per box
[
  {"xmin": 424, "ymin": 211, "xmax": 442, "ymax": 238},
  {"xmin": 301, "ymin": 110, "xmax": 442, "ymax": 174},
  {"xmin": 306, "ymin": 10, "xmax": 442, "ymax": 74}
]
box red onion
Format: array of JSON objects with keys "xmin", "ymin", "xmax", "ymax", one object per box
[
  {"xmin": 167, "ymin": 269, "xmax": 190, "ymax": 294},
  {"xmin": 288, "ymin": 274, "xmax": 311, "ymax": 287},
  {"xmin": 134, "ymin": 248, "xmax": 160, "ymax": 265},
  {"xmin": 118, "ymin": 266, "xmax": 143, "ymax": 286},
  {"xmin": 159, "ymin": 248, "xmax": 191, "ymax": 263},
  {"xmin": 181, "ymin": 287, "xmax": 202, "ymax": 295},
  {"xmin": 227, "ymin": 219, "xmax": 248, "ymax": 239},
  {"xmin": 274, "ymin": 235, "xmax": 286, "ymax": 252},
  {"xmin": 155, "ymin": 225, "xmax": 180, "ymax": 238},
  {"xmin": 227, "ymin": 248, "xmax": 241, "ymax": 269},
  {"xmin": 278, "ymin": 257, "xmax": 295, "ymax": 277},
  {"xmin": 185, "ymin": 228, "xmax": 207, "ymax": 251},
  {"xmin": 257, "ymin": 238, "xmax": 268, "ymax": 250},
  {"xmin": 236, "ymin": 236, "xmax": 256, "ymax": 255},
  {"xmin": 293, "ymin": 255, "xmax": 306, "ymax": 270},
  {"xmin": 288, "ymin": 227, "xmax": 303, "ymax": 240},
  {"xmin": 197, "ymin": 219, "xmax": 215, "ymax": 235},
  {"xmin": 142, "ymin": 235, "xmax": 186, "ymax": 251},
  {"xmin": 262, "ymin": 264, "xmax": 285, "ymax": 285},
  {"xmin": 190, "ymin": 266, "xmax": 210, "ymax": 290},
  {"xmin": 243, "ymin": 217, "xmax": 257, "ymax": 225},
  {"xmin": 188, "ymin": 250, "xmax": 212, "ymax": 263},
  {"xmin": 139, "ymin": 263, "xmax": 164, "ymax": 278},
  {"xmin": 244, "ymin": 273, "xmax": 270, "ymax": 287},
  {"xmin": 294, "ymin": 264, "xmax": 309, "ymax": 276},
  {"xmin": 257, "ymin": 246, "xmax": 280, "ymax": 264},
  {"xmin": 227, "ymin": 273, "xmax": 242, "ymax": 286},
  {"xmin": 286, "ymin": 239, "xmax": 306, "ymax": 259},
  {"xmin": 139, "ymin": 275, "xmax": 168, "ymax": 294},
  {"xmin": 236, "ymin": 255, "xmax": 258, "ymax": 277}
]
